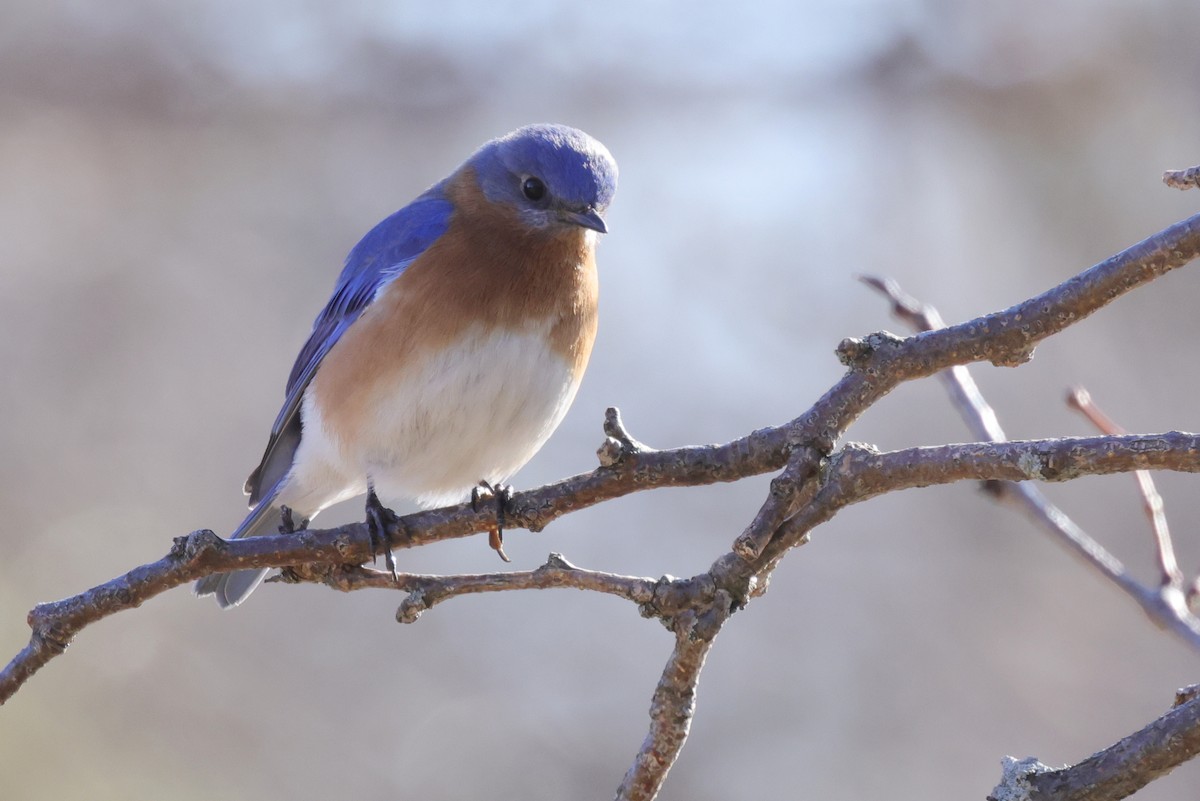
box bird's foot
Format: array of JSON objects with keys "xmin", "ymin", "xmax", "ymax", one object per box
[
  {"xmin": 364, "ymin": 485, "xmax": 399, "ymax": 580},
  {"xmin": 278, "ymin": 506, "xmax": 309, "ymax": 534},
  {"xmin": 472, "ymin": 480, "xmax": 513, "ymax": 563}
]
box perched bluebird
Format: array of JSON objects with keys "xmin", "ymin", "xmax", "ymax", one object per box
[{"xmin": 195, "ymin": 123, "xmax": 617, "ymax": 607}]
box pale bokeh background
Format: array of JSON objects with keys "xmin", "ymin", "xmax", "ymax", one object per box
[{"xmin": 3, "ymin": 1, "xmax": 1200, "ymax": 799}]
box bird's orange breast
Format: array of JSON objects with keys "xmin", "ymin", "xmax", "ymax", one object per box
[{"xmin": 310, "ymin": 168, "xmax": 600, "ymax": 454}]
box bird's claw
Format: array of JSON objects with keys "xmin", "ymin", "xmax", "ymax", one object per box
[
  {"xmin": 364, "ymin": 485, "xmax": 399, "ymax": 581},
  {"xmin": 473, "ymin": 481, "xmax": 513, "ymax": 563},
  {"xmin": 278, "ymin": 505, "xmax": 309, "ymax": 535}
]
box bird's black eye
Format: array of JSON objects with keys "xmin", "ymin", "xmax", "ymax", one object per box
[{"xmin": 522, "ymin": 176, "xmax": 547, "ymax": 201}]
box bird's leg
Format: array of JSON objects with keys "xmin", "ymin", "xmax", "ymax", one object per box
[
  {"xmin": 278, "ymin": 505, "xmax": 309, "ymax": 534},
  {"xmin": 364, "ymin": 481, "xmax": 398, "ymax": 580},
  {"xmin": 272, "ymin": 507, "xmax": 315, "ymax": 584},
  {"xmin": 471, "ymin": 480, "xmax": 513, "ymax": 563}
]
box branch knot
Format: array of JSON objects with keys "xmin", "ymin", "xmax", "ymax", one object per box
[
  {"xmin": 836, "ymin": 331, "xmax": 904, "ymax": 368},
  {"xmin": 598, "ymin": 406, "xmax": 652, "ymax": 467}
]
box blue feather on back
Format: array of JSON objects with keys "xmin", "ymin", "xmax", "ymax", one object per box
[
  {"xmin": 246, "ymin": 186, "xmax": 453, "ymax": 502},
  {"xmin": 285, "ymin": 188, "xmax": 454, "ymax": 396}
]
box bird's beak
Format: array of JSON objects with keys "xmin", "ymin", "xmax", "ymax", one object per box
[{"xmin": 558, "ymin": 207, "xmax": 608, "ymax": 234}]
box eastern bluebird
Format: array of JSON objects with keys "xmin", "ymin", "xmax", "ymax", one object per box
[{"xmin": 195, "ymin": 123, "xmax": 618, "ymax": 607}]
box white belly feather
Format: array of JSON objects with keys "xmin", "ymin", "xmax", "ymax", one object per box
[{"xmin": 287, "ymin": 320, "xmax": 581, "ymax": 513}]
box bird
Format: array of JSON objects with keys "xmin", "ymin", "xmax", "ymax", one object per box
[{"xmin": 195, "ymin": 123, "xmax": 618, "ymax": 608}]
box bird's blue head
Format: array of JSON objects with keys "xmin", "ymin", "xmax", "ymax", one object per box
[{"xmin": 470, "ymin": 124, "xmax": 618, "ymax": 234}]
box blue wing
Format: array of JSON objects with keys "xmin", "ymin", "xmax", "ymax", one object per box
[{"xmin": 244, "ymin": 184, "xmax": 454, "ymax": 504}]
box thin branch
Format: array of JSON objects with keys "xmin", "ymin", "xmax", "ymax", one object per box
[
  {"xmin": 866, "ymin": 264, "xmax": 1200, "ymax": 798},
  {"xmin": 860, "ymin": 273, "xmax": 1078, "ymax": 516},
  {"xmin": 0, "ymin": 426, "xmax": 791, "ymax": 705},
  {"xmin": 615, "ymin": 597, "xmax": 732, "ymax": 801},
  {"xmin": 989, "ymin": 692, "xmax": 1200, "ymax": 801},
  {"xmin": 748, "ymin": 435, "xmax": 1200, "ymax": 648},
  {"xmin": 6, "ymin": 211, "xmax": 1200, "ymax": 801},
  {"xmin": 268, "ymin": 552, "xmax": 657, "ymax": 622},
  {"xmin": 1000, "ymin": 484, "xmax": 1199, "ymax": 646},
  {"xmin": 732, "ymin": 446, "xmax": 821, "ymax": 560},
  {"xmin": 598, "ymin": 406, "xmax": 655, "ymax": 465},
  {"xmin": 9, "ymin": 210, "xmax": 1199, "ymax": 708},
  {"xmin": 867, "ymin": 276, "xmax": 1200, "ymax": 650},
  {"xmin": 858, "ymin": 274, "xmax": 1007, "ymax": 443},
  {"xmin": 393, "ymin": 554, "xmax": 655, "ymax": 623},
  {"xmin": 1067, "ymin": 386, "xmax": 1183, "ymax": 588},
  {"xmin": 698, "ymin": 212, "xmax": 1200, "ymax": 517},
  {"xmin": 699, "ymin": 212, "xmax": 1200, "ymax": 630},
  {"xmin": 1163, "ymin": 165, "xmax": 1200, "ymax": 190}
]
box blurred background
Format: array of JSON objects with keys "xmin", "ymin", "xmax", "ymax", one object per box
[{"xmin": 2, "ymin": 1, "xmax": 1200, "ymax": 798}]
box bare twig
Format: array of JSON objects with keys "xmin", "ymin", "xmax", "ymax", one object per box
[
  {"xmin": 859, "ymin": 274, "xmax": 1007, "ymax": 443},
  {"xmin": 1067, "ymin": 386, "xmax": 1183, "ymax": 588},
  {"xmin": 867, "ymin": 276, "xmax": 1200, "ymax": 798},
  {"xmin": 747, "ymin": 436, "xmax": 1200, "ymax": 648},
  {"xmin": 270, "ymin": 552, "xmax": 656, "ymax": 622},
  {"xmin": 732, "ymin": 446, "xmax": 821, "ymax": 560},
  {"xmin": 392, "ymin": 554, "xmax": 655, "ymax": 623},
  {"xmin": 704, "ymin": 212, "xmax": 1200, "ymax": 623},
  {"xmin": 7, "ymin": 211, "xmax": 1200, "ymax": 801},
  {"xmin": 598, "ymin": 406, "xmax": 655, "ymax": 465},
  {"xmin": 0, "ymin": 428, "xmax": 788, "ymax": 705},
  {"xmin": 1164, "ymin": 165, "xmax": 1200, "ymax": 190},
  {"xmin": 866, "ymin": 277, "xmax": 1200, "ymax": 650},
  {"xmin": 615, "ymin": 596, "xmax": 732, "ymax": 801},
  {"xmin": 755, "ymin": 435, "xmax": 1200, "ymax": 551},
  {"xmin": 989, "ymin": 692, "xmax": 1200, "ymax": 801},
  {"xmin": 1177, "ymin": 684, "xmax": 1200, "ymax": 706}
]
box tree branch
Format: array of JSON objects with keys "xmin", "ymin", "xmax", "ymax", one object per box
[
  {"xmin": 288, "ymin": 552, "xmax": 658, "ymax": 624},
  {"xmin": 6, "ymin": 210, "xmax": 1200, "ymax": 801},
  {"xmin": 864, "ymin": 275, "xmax": 1200, "ymax": 650},
  {"xmin": 1164, "ymin": 164, "xmax": 1200, "ymax": 190},
  {"xmin": 1067, "ymin": 387, "xmax": 1183, "ymax": 589},
  {"xmin": 0, "ymin": 429, "xmax": 787, "ymax": 705},
  {"xmin": 864, "ymin": 273, "xmax": 1200, "ymax": 798},
  {"xmin": 989, "ymin": 692, "xmax": 1200, "ymax": 801},
  {"xmin": 615, "ymin": 597, "xmax": 732, "ymax": 801}
]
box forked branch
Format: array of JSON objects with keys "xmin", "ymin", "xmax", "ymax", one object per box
[{"xmin": 4, "ymin": 209, "xmax": 1200, "ymax": 801}]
